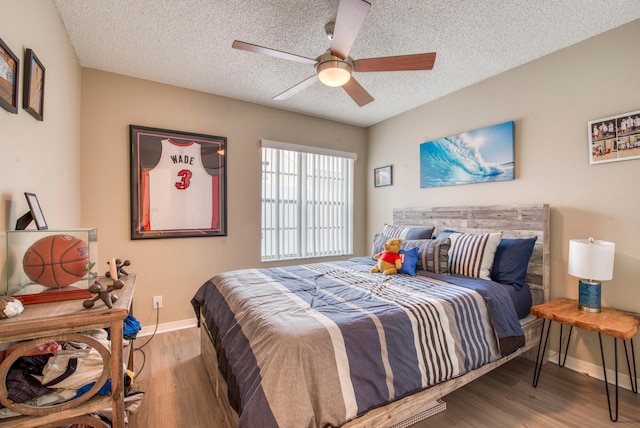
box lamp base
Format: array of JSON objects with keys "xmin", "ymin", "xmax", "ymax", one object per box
[{"xmin": 578, "ymin": 280, "xmax": 601, "ymax": 313}]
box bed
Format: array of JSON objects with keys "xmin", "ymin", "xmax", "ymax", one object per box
[{"xmin": 191, "ymin": 204, "xmax": 550, "ymax": 427}]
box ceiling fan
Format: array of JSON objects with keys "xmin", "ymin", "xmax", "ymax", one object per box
[{"xmin": 231, "ymin": 0, "xmax": 436, "ymax": 107}]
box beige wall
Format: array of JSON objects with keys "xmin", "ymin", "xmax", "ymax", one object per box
[
  {"xmin": 1, "ymin": 0, "xmax": 366, "ymax": 330},
  {"xmin": 1, "ymin": 1, "xmax": 82, "ymax": 283},
  {"xmin": 80, "ymin": 70, "xmax": 367, "ymax": 327},
  {"xmin": 367, "ymin": 20, "xmax": 640, "ymax": 370}
]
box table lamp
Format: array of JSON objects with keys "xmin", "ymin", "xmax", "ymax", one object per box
[{"xmin": 568, "ymin": 237, "xmax": 615, "ymax": 312}]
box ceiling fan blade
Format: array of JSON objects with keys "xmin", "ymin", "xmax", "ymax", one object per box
[
  {"xmin": 354, "ymin": 53, "xmax": 437, "ymax": 72},
  {"xmin": 330, "ymin": 0, "xmax": 371, "ymax": 60},
  {"xmin": 232, "ymin": 40, "xmax": 318, "ymax": 65},
  {"xmin": 342, "ymin": 77, "xmax": 374, "ymax": 107},
  {"xmin": 273, "ymin": 75, "xmax": 319, "ymax": 100}
]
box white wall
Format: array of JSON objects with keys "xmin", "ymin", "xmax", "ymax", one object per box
[
  {"xmin": 1, "ymin": 1, "xmax": 367, "ymax": 329},
  {"xmin": 1, "ymin": 0, "xmax": 82, "ymax": 284},
  {"xmin": 367, "ymin": 20, "xmax": 640, "ymax": 373}
]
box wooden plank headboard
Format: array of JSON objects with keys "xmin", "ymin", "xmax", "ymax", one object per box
[{"xmin": 392, "ymin": 204, "xmax": 550, "ymax": 306}]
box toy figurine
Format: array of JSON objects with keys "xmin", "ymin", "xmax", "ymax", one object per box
[
  {"xmin": 83, "ymin": 278, "xmax": 125, "ymax": 309},
  {"xmin": 105, "ymin": 259, "xmax": 131, "ymax": 279},
  {"xmin": 371, "ymin": 238, "xmax": 403, "ymax": 275},
  {"xmin": 84, "ymin": 258, "xmax": 129, "ymax": 309}
]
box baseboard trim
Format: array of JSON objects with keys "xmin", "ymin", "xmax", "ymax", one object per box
[
  {"xmin": 545, "ymin": 350, "xmax": 635, "ymax": 391},
  {"xmin": 138, "ymin": 318, "xmax": 198, "ymax": 337}
]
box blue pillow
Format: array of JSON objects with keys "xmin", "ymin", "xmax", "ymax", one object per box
[
  {"xmin": 435, "ymin": 229, "xmax": 457, "ymax": 240},
  {"xmin": 490, "ymin": 237, "xmax": 537, "ymax": 289},
  {"xmin": 399, "ymin": 247, "xmax": 419, "ymax": 276}
]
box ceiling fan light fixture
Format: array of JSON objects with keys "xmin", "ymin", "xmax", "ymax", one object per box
[
  {"xmin": 316, "ymin": 53, "xmax": 353, "ymax": 87},
  {"xmin": 318, "ymin": 64, "xmax": 351, "ymax": 87}
]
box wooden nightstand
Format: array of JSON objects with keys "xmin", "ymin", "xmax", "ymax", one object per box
[
  {"xmin": 0, "ymin": 274, "xmax": 136, "ymax": 428},
  {"xmin": 530, "ymin": 298, "xmax": 639, "ymax": 422}
]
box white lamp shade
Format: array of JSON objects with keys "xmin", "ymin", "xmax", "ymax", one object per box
[{"xmin": 568, "ymin": 238, "xmax": 615, "ymax": 281}]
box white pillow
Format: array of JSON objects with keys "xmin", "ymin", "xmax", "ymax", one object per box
[{"xmin": 448, "ymin": 232, "xmax": 502, "ymax": 279}]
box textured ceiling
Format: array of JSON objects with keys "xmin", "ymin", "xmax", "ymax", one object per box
[{"xmin": 53, "ymin": 0, "xmax": 640, "ymax": 127}]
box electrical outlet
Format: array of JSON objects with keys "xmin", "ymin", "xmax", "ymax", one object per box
[{"xmin": 153, "ymin": 295, "xmax": 163, "ymax": 309}]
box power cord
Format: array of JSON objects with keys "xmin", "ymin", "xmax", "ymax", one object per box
[{"xmin": 133, "ymin": 303, "xmax": 160, "ymax": 376}]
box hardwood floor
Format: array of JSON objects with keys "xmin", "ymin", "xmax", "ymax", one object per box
[
  {"xmin": 415, "ymin": 357, "xmax": 639, "ymax": 428},
  {"xmin": 128, "ymin": 327, "xmax": 226, "ymax": 427},
  {"xmin": 128, "ymin": 328, "xmax": 640, "ymax": 427}
]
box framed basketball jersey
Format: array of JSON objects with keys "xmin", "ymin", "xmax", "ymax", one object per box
[{"xmin": 129, "ymin": 125, "xmax": 227, "ymax": 239}]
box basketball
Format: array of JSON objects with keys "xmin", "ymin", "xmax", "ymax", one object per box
[{"xmin": 22, "ymin": 235, "xmax": 89, "ymax": 288}]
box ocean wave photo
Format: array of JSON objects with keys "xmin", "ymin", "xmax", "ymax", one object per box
[{"xmin": 420, "ymin": 121, "xmax": 514, "ymax": 188}]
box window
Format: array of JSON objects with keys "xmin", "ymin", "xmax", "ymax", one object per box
[{"xmin": 261, "ymin": 140, "xmax": 355, "ymax": 261}]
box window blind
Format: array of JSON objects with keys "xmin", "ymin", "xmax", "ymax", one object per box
[{"xmin": 261, "ymin": 141, "xmax": 354, "ymax": 261}]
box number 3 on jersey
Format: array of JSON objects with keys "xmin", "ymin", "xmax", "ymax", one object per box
[{"xmin": 176, "ymin": 169, "xmax": 193, "ymax": 189}]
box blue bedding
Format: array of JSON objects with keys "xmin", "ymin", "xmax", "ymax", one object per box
[
  {"xmin": 418, "ymin": 271, "xmax": 526, "ymax": 349},
  {"xmin": 350, "ymin": 257, "xmax": 527, "ymax": 351},
  {"xmin": 192, "ymin": 259, "xmax": 525, "ymax": 427}
]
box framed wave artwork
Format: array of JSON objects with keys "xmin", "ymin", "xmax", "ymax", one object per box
[{"xmin": 420, "ymin": 121, "xmax": 515, "ymax": 188}]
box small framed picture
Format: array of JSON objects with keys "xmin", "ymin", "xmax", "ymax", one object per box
[
  {"xmin": 26, "ymin": 192, "xmax": 48, "ymax": 229},
  {"xmin": 0, "ymin": 36, "xmax": 19, "ymax": 114},
  {"xmin": 23, "ymin": 48, "xmax": 45, "ymax": 121},
  {"xmin": 588, "ymin": 109, "xmax": 640, "ymax": 165},
  {"xmin": 15, "ymin": 192, "xmax": 48, "ymax": 230},
  {"xmin": 374, "ymin": 165, "xmax": 392, "ymax": 187}
]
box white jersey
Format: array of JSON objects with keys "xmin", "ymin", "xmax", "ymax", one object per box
[{"xmin": 148, "ymin": 139, "xmax": 213, "ymax": 230}]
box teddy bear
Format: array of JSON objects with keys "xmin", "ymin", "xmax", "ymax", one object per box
[{"xmin": 371, "ymin": 238, "xmax": 403, "ymax": 275}]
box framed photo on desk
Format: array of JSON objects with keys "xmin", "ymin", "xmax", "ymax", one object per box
[{"xmin": 15, "ymin": 192, "xmax": 48, "ymax": 230}]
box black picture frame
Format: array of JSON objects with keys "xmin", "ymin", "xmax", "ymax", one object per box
[
  {"xmin": 15, "ymin": 192, "xmax": 48, "ymax": 230},
  {"xmin": 0, "ymin": 36, "xmax": 19, "ymax": 114},
  {"xmin": 374, "ymin": 165, "xmax": 393, "ymax": 187},
  {"xmin": 23, "ymin": 48, "xmax": 45, "ymax": 121},
  {"xmin": 129, "ymin": 125, "xmax": 227, "ymax": 239}
]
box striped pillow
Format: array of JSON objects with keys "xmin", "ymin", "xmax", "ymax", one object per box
[
  {"xmin": 401, "ymin": 238, "xmax": 451, "ymax": 274},
  {"xmin": 371, "ymin": 233, "xmax": 390, "ymax": 258},
  {"xmin": 448, "ymin": 232, "xmax": 502, "ymax": 279},
  {"xmin": 382, "ymin": 224, "xmax": 434, "ymax": 240}
]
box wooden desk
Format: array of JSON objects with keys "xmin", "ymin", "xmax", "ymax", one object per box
[
  {"xmin": 530, "ymin": 298, "xmax": 639, "ymax": 422},
  {"xmin": 0, "ymin": 274, "xmax": 136, "ymax": 428}
]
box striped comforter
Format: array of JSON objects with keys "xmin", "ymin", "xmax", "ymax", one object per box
[{"xmin": 192, "ymin": 260, "xmax": 511, "ymax": 428}]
